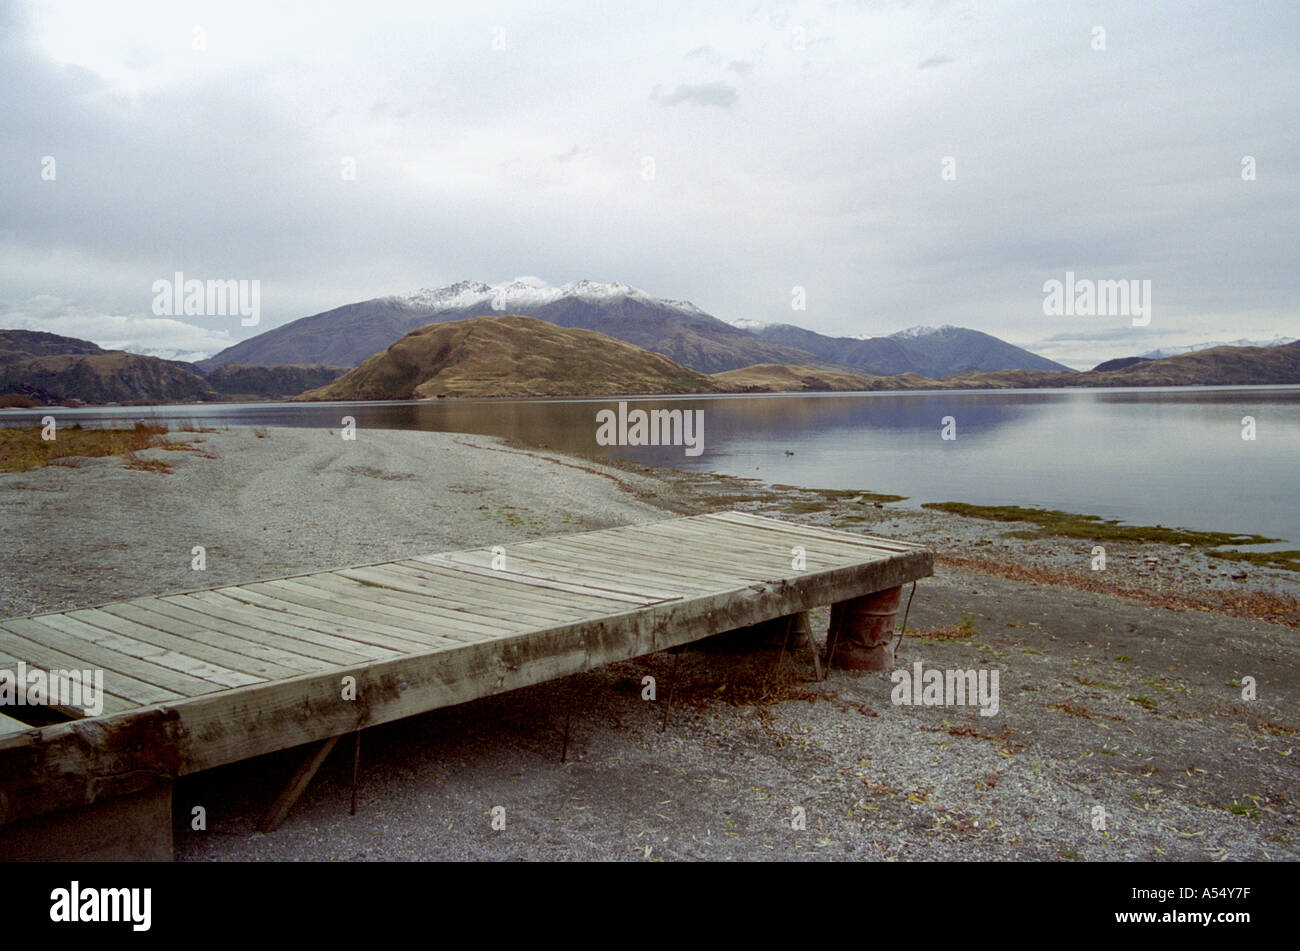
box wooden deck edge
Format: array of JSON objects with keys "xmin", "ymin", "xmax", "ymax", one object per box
[{"xmin": 0, "ymin": 549, "xmax": 932, "ymax": 828}]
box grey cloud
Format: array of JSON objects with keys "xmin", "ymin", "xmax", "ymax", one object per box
[
  {"xmin": 1038, "ymin": 328, "xmax": 1181, "ymax": 344},
  {"xmin": 653, "ymin": 81, "xmax": 739, "ymax": 108},
  {"xmin": 0, "ymin": 297, "xmax": 234, "ymax": 361},
  {"xmin": 917, "ymin": 55, "xmax": 952, "ymax": 69}
]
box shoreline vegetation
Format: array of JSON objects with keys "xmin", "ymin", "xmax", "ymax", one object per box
[
  {"xmin": 0, "ymin": 420, "xmax": 215, "ymax": 473},
  {"xmin": 919, "ymin": 502, "xmax": 1300, "ymax": 576}
]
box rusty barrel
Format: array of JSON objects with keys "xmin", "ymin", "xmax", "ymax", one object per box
[{"xmin": 827, "ymin": 585, "xmax": 903, "ymax": 671}]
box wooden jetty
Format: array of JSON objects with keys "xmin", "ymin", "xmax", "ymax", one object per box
[{"xmin": 0, "ymin": 511, "xmax": 932, "ymax": 860}]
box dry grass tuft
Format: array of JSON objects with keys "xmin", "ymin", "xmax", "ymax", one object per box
[
  {"xmin": 0, "ymin": 420, "xmax": 191, "ymax": 473},
  {"xmin": 939, "ymin": 553, "xmax": 1300, "ymax": 629},
  {"xmin": 122, "ymin": 451, "xmax": 174, "ymax": 474}
]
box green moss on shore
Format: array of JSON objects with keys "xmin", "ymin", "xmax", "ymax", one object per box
[
  {"xmin": 1206, "ymin": 549, "xmax": 1300, "ymax": 572},
  {"xmin": 921, "ymin": 501, "xmax": 1278, "ymax": 548}
]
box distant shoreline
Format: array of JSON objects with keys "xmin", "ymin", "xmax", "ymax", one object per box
[{"xmin": 6, "ymin": 379, "xmax": 1300, "ymax": 411}]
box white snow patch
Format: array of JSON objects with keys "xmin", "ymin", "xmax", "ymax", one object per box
[
  {"xmin": 1140, "ymin": 337, "xmax": 1297, "ymax": 359},
  {"xmin": 396, "ymin": 278, "xmax": 705, "ymax": 315},
  {"xmin": 889, "ymin": 325, "xmax": 959, "ymax": 339}
]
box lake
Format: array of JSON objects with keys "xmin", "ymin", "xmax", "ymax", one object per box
[{"xmin": 5, "ymin": 385, "xmax": 1298, "ymax": 547}]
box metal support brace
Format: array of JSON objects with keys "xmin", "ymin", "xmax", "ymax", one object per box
[
  {"xmin": 350, "ymin": 729, "xmax": 361, "ymax": 816},
  {"xmin": 766, "ymin": 612, "xmax": 821, "ymax": 693},
  {"xmin": 660, "ymin": 650, "xmax": 681, "ymax": 733}
]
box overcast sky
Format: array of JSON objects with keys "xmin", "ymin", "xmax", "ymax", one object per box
[{"xmin": 1, "ymin": 0, "xmax": 1296, "ymax": 368}]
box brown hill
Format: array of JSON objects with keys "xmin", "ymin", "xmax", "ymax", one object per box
[
  {"xmin": 0, "ymin": 329, "xmax": 108, "ymax": 366},
  {"xmin": 0, "ymin": 352, "xmax": 217, "ymax": 404},
  {"xmin": 1087, "ymin": 342, "xmax": 1300, "ymax": 386},
  {"xmin": 711, "ymin": 364, "xmax": 877, "ymax": 392},
  {"xmin": 710, "ymin": 342, "xmax": 1300, "ymax": 394},
  {"xmin": 296, "ymin": 315, "xmax": 723, "ymax": 400},
  {"xmin": 926, "ymin": 341, "xmax": 1300, "ymax": 389}
]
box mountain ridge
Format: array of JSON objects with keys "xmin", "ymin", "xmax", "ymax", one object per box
[
  {"xmin": 197, "ymin": 277, "xmax": 1070, "ymax": 378},
  {"xmin": 199, "ymin": 279, "xmax": 821, "ymax": 375},
  {"xmin": 753, "ymin": 323, "xmax": 1073, "ymax": 377}
]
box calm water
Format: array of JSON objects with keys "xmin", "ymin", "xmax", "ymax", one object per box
[{"xmin": 5, "ymin": 386, "xmax": 1298, "ymax": 547}]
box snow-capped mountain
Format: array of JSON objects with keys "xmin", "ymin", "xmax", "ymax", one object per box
[
  {"xmin": 1140, "ymin": 337, "xmax": 1297, "ymax": 359},
  {"xmin": 198, "ymin": 277, "xmax": 1072, "ymax": 377},
  {"xmin": 754, "ymin": 323, "xmax": 1072, "ymax": 377},
  {"xmin": 399, "ymin": 277, "xmax": 703, "ymax": 316},
  {"xmin": 888, "ymin": 325, "xmax": 960, "ymax": 340},
  {"xmin": 120, "ymin": 345, "xmax": 218, "ymax": 364},
  {"xmin": 199, "ymin": 278, "xmax": 815, "ymax": 373}
]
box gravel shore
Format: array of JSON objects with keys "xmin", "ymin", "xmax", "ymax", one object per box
[{"xmin": 2, "ymin": 426, "xmax": 1295, "ymax": 861}]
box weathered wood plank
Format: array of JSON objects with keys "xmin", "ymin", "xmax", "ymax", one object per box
[
  {"xmin": 0, "ymin": 624, "xmax": 184, "ymax": 707},
  {"xmin": 336, "ymin": 566, "xmax": 587, "ymax": 625},
  {"xmin": 705, "ymin": 510, "xmax": 926, "ymax": 553},
  {"xmin": 162, "ymin": 592, "xmax": 390, "ymax": 664},
  {"xmin": 286, "ymin": 575, "xmax": 508, "ymax": 640},
  {"xmin": 175, "ymin": 588, "xmax": 430, "ymax": 656},
  {"xmin": 261, "ymin": 577, "xmax": 519, "ymax": 640},
  {"xmin": 0, "ymin": 639, "xmax": 139, "ymax": 716},
  {"xmin": 586, "ymin": 510, "xmax": 914, "ymax": 562},
  {"xmin": 412, "ymin": 555, "xmax": 667, "ymax": 603},
  {"xmin": 215, "ymin": 583, "xmax": 505, "ymax": 644},
  {"xmin": 535, "ymin": 529, "xmax": 741, "ymax": 568},
  {"xmin": 97, "ymin": 602, "xmax": 307, "ymax": 679},
  {"xmin": 0, "ymin": 618, "xmax": 219, "ymax": 698},
  {"xmin": 0, "ymin": 634, "xmax": 139, "ymax": 718},
  {"xmin": 474, "ymin": 545, "xmax": 719, "ymax": 594},
  {"xmin": 605, "ymin": 529, "xmax": 852, "ymax": 576},
  {"xmin": 543, "ymin": 532, "xmax": 779, "ymax": 582},
  {"xmin": 46, "ymin": 611, "xmax": 262, "ymax": 689},
  {"xmin": 623, "ymin": 516, "xmax": 913, "ymax": 565},
  {"xmin": 378, "ymin": 562, "xmax": 637, "ymax": 616},
  {"xmin": 120, "ymin": 598, "xmax": 336, "ymax": 672},
  {"xmin": 417, "ymin": 549, "xmax": 684, "ymax": 601}
]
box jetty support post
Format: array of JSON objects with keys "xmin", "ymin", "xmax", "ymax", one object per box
[
  {"xmin": 826, "ymin": 585, "xmax": 904, "ymax": 672},
  {"xmin": 0, "ymin": 783, "xmax": 173, "ymax": 862}
]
